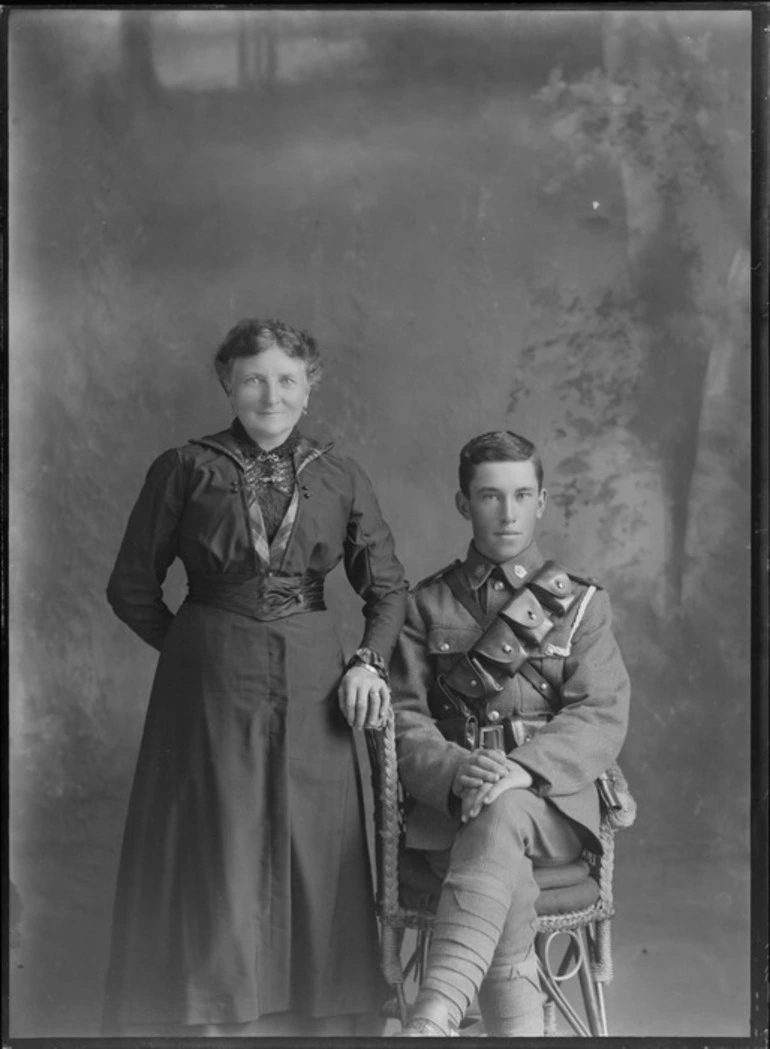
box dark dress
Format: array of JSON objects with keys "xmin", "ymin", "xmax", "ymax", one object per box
[{"xmin": 102, "ymin": 422, "xmax": 407, "ymax": 1031}]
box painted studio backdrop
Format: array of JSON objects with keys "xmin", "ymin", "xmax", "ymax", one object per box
[{"xmin": 9, "ymin": 9, "xmax": 751, "ymax": 1038}]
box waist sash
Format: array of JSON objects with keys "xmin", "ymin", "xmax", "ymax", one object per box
[{"xmin": 186, "ymin": 572, "xmax": 326, "ymax": 622}]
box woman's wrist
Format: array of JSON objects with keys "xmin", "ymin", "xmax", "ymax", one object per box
[{"xmin": 345, "ymin": 647, "xmax": 389, "ymax": 684}]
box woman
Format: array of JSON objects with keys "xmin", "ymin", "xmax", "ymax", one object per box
[{"xmin": 102, "ymin": 318, "xmax": 407, "ymax": 1037}]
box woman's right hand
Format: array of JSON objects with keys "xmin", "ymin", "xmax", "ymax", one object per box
[{"xmin": 337, "ymin": 667, "xmax": 391, "ymax": 730}]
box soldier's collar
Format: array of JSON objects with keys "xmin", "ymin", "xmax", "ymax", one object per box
[{"xmin": 462, "ymin": 541, "xmax": 545, "ymax": 591}]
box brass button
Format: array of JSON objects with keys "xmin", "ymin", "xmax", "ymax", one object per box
[
  {"xmin": 470, "ymin": 679, "xmax": 478, "ymax": 688},
  {"xmin": 502, "ymin": 643, "xmax": 513, "ymax": 654},
  {"xmin": 440, "ymin": 642, "xmax": 450, "ymax": 651},
  {"xmin": 540, "ymin": 682, "xmax": 549, "ymax": 691},
  {"xmin": 493, "ymin": 580, "xmax": 505, "ymax": 591},
  {"xmin": 525, "ymin": 735, "xmax": 532, "ymax": 743},
  {"xmin": 488, "ymin": 710, "xmax": 501, "ymax": 722}
]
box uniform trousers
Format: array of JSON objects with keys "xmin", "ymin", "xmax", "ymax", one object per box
[{"xmin": 418, "ymin": 788, "xmax": 584, "ymax": 1036}]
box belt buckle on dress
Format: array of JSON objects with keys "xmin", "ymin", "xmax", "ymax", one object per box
[{"xmin": 479, "ymin": 725, "xmax": 505, "ymax": 751}]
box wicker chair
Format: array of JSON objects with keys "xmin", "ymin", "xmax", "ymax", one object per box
[{"xmin": 366, "ymin": 714, "xmax": 636, "ymax": 1037}]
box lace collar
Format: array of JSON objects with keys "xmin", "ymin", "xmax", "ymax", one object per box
[{"xmin": 230, "ymin": 418, "xmax": 302, "ymax": 462}]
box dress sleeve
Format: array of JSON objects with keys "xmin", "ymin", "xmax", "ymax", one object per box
[
  {"xmin": 509, "ymin": 587, "xmax": 631, "ymax": 796},
  {"xmin": 106, "ymin": 448, "xmax": 187, "ymax": 651},
  {"xmin": 342, "ymin": 458, "xmax": 408, "ymax": 664}
]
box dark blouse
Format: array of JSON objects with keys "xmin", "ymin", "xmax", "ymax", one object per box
[
  {"xmin": 231, "ymin": 420, "xmax": 300, "ymax": 544},
  {"xmin": 106, "ymin": 426, "xmax": 408, "ymax": 663}
]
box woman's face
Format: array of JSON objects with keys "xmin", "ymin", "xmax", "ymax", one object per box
[{"xmin": 228, "ymin": 347, "xmax": 310, "ymax": 449}]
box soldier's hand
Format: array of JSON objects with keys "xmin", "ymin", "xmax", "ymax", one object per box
[
  {"xmin": 452, "ymin": 748, "xmax": 510, "ymax": 797},
  {"xmin": 460, "ymin": 760, "xmax": 534, "ymax": 822},
  {"xmin": 338, "ymin": 667, "xmax": 391, "ymax": 730}
]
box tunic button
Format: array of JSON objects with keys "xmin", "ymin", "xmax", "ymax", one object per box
[
  {"xmin": 525, "ymin": 735, "xmax": 532, "ymax": 743},
  {"xmin": 493, "ymin": 580, "xmax": 505, "ymax": 591},
  {"xmin": 502, "ymin": 644, "xmax": 513, "ymax": 654},
  {"xmin": 540, "ymin": 682, "xmax": 549, "ymax": 691},
  {"xmin": 440, "ymin": 642, "xmax": 450, "ymax": 652},
  {"xmin": 488, "ymin": 710, "xmax": 501, "ymax": 722},
  {"xmin": 470, "ymin": 679, "xmax": 478, "ymax": 688}
]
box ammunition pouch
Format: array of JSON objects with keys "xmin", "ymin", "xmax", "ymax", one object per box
[
  {"xmin": 438, "ymin": 561, "xmax": 580, "ymax": 706},
  {"xmin": 526, "ymin": 561, "xmax": 579, "ymax": 617},
  {"xmin": 498, "ymin": 586, "xmax": 555, "ymax": 647}
]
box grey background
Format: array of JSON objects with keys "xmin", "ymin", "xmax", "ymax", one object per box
[{"xmin": 9, "ymin": 8, "xmax": 752, "ymax": 1037}]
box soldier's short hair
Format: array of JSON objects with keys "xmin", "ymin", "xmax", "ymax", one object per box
[
  {"xmin": 214, "ymin": 318, "xmax": 323, "ymax": 393},
  {"xmin": 459, "ymin": 431, "xmax": 544, "ymax": 495}
]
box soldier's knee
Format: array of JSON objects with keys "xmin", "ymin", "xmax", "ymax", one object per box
[{"xmin": 489, "ymin": 788, "xmax": 543, "ymax": 844}]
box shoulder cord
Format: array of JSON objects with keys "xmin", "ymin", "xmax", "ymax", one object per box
[{"xmin": 567, "ymin": 585, "xmax": 596, "ymax": 646}]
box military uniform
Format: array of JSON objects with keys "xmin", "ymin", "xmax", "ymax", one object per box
[{"xmin": 390, "ymin": 540, "xmax": 630, "ymax": 1035}]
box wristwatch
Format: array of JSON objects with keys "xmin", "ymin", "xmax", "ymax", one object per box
[{"xmin": 346, "ymin": 647, "xmax": 390, "ymax": 684}]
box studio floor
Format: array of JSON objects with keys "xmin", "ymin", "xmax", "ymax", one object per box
[{"xmin": 9, "ymin": 789, "xmax": 750, "ymax": 1039}]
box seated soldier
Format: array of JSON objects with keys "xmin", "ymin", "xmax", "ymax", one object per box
[{"xmin": 390, "ymin": 430, "xmax": 630, "ymax": 1037}]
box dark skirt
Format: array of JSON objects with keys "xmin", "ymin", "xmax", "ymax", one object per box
[{"xmin": 103, "ymin": 602, "xmax": 385, "ymax": 1029}]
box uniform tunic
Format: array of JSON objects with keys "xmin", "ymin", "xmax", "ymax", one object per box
[
  {"xmin": 391, "ymin": 541, "xmax": 630, "ymax": 853},
  {"xmin": 102, "ymin": 424, "xmax": 407, "ymax": 1030}
]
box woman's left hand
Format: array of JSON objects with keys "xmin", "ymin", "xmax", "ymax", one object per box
[{"xmin": 338, "ymin": 667, "xmax": 391, "ymax": 730}]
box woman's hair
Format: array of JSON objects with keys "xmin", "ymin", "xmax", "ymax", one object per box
[
  {"xmin": 458, "ymin": 430, "xmax": 544, "ymax": 496},
  {"xmin": 214, "ymin": 318, "xmax": 323, "ymax": 392}
]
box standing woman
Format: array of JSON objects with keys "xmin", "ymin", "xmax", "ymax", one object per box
[{"xmin": 102, "ymin": 318, "xmax": 407, "ymax": 1037}]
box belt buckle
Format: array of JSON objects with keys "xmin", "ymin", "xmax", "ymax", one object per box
[{"xmin": 480, "ymin": 725, "xmax": 505, "ymax": 751}]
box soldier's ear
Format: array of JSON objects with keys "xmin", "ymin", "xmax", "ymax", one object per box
[
  {"xmin": 456, "ymin": 490, "xmax": 472, "ymax": 520},
  {"xmin": 536, "ymin": 487, "xmax": 548, "ymax": 519}
]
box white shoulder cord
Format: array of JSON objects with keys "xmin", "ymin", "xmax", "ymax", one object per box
[
  {"xmin": 544, "ymin": 584, "xmax": 596, "ymax": 657},
  {"xmin": 568, "ymin": 585, "xmax": 597, "ymax": 646}
]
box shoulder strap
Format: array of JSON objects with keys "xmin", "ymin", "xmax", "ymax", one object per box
[
  {"xmin": 442, "ymin": 566, "xmax": 496, "ymax": 629},
  {"xmin": 518, "ymin": 661, "xmax": 560, "ymax": 714}
]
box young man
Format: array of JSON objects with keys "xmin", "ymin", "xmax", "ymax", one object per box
[{"xmin": 390, "ymin": 431, "xmax": 630, "ymax": 1037}]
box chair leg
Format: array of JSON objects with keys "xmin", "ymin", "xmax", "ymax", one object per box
[
  {"xmin": 575, "ymin": 927, "xmax": 605, "ymax": 1036},
  {"xmin": 595, "ymin": 979, "xmax": 609, "ymax": 1036},
  {"xmin": 543, "ymin": 999, "xmax": 557, "ymax": 1037},
  {"xmin": 418, "ymin": 928, "xmax": 432, "ymax": 986},
  {"xmin": 394, "ymin": 984, "xmax": 409, "ymax": 1028},
  {"xmin": 536, "ymin": 932, "xmax": 592, "ymax": 1037},
  {"xmin": 584, "ymin": 921, "xmax": 611, "ymax": 1035}
]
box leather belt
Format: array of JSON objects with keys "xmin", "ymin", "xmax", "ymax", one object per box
[
  {"xmin": 186, "ymin": 572, "xmax": 326, "ymax": 622},
  {"xmin": 479, "ymin": 724, "xmax": 509, "ymax": 751}
]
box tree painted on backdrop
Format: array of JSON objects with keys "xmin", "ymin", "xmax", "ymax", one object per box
[
  {"xmin": 512, "ymin": 11, "xmax": 749, "ymax": 642},
  {"xmin": 509, "ymin": 12, "xmax": 750, "ymax": 850}
]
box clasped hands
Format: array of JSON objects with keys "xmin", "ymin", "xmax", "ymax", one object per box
[
  {"xmin": 452, "ymin": 748, "xmax": 533, "ymax": 823},
  {"xmin": 337, "ymin": 666, "xmax": 391, "ymax": 730}
]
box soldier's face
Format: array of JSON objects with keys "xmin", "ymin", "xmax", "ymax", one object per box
[{"xmin": 456, "ymin": 459, "xmax": 546, "ymax": 563}]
